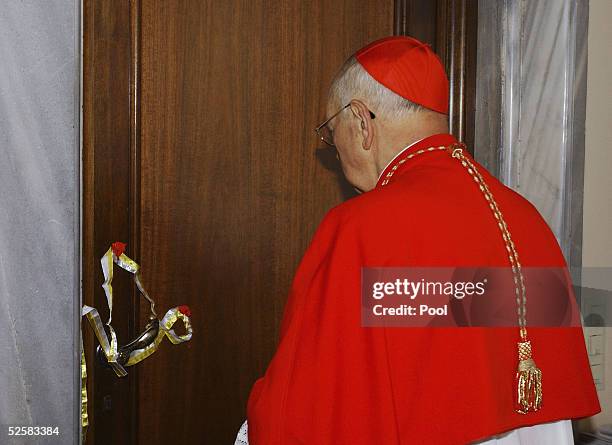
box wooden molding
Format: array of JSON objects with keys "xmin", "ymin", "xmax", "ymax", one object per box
[{"xmin": 394, "ymin": 0, "xmax": 478, "ymax": 153}]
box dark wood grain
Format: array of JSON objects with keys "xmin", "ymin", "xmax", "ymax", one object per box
[
  {"xmin": 136, "ymin": 2, "xmax": 393, "ymax": 442},
  {"xmin": 85, "ymin": 0, "xmax": 393, "ymax": 444},
  {"xmin": 83, "ymin": 1, "xmax": 140, "ymax": 444},
  {"xmin": 395, "ymin": 0, "xmax": 478, "ymax": 155},
  {"xmin": 395, "ymin": 0, "xmax": 439, "ymax": 46},
  {"xmin": 128, "ymin": 1, "xmax": 142, "ymax": 444},
  {"xmin": 437, "ymin": 0, "xmax": 478, "ymax": 152},
  {"xmin": 473, "ymin": 0, "xmax": 502, "ymax": 174}
]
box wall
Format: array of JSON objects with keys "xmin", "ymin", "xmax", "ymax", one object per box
[
  {"xmin": 475, "ymin": 0, "xmax": 587, "ymax": 268},
  {"xmin": 0, "ymin": 1, "xmax": 80, "ymax": 444},
  {"xmin": 580, "ymin": 0, "xmax": 612, "ymax": 431},
  {"xmin": 475, "ymin": 0, "xmax": 610, "ymax": 435}
]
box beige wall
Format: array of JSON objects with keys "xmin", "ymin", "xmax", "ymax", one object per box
[{"xmin": 580, "ymin": 0, "xmax": 612, "ymax": 432}]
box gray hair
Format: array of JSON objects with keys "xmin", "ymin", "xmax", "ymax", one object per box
[{"xmin": 328, "ymin": 56, "xmax": 425, "ymax": 122}]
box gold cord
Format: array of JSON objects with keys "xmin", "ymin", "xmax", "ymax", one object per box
[{"xmin": 380, "ymin": 141, "xmax": 542, "ymax": 414}]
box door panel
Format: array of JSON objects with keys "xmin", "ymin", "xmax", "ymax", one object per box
[
  {"xmin": 84, "ymin": 1, "xmax": 393, "ymax": 443},
  {"xmin": 137, "ymin": 1, "xmax": 392, "ymax": 443}
]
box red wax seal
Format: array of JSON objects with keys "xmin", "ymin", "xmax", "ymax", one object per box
[
  {"xmin": 112, "ymin": 241, "xmax": 127, "ymax": 257},
  {"xmin": 178, "ymin": 305, "xmax": 192, "ymax": 317}
]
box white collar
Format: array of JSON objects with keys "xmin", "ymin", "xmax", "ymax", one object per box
[{"xmin": 377, "ymin": 136, "xmax": 427, "ymax": 181}]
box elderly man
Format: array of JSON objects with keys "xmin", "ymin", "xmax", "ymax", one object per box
[{"xmin": 237, "ymin": 36, "xmax": 600, "ymax": 444}]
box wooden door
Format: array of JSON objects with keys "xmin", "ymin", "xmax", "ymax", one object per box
[{"xmin": 83, "ymin": 1, "xmax": 477, "ymax": 444}]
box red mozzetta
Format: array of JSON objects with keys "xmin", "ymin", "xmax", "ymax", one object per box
[{"xmin": 247, "ymin": 133, "xmax": 600, "ymax": 444}]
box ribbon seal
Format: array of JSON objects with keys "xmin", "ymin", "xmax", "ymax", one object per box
[{"xmin": 80, "ymin": 242, "xmax": 193, "ymax": 441}]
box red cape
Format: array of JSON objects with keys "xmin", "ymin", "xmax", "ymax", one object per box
[{"xmin": 247, "ymin": 133, "xmax": 600, "ymax": 444}]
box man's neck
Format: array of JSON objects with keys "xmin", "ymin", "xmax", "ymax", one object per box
[
  {"xmin": 376, "ymin": 136, "xmax": 428, "ymax": 181},
  {"xmin": 376, "ymin": 130, "xmax": 444, "ymax": 179}
]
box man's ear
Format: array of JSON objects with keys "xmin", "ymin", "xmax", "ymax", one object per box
[{"xmin": 349, "ymin": 100, "xmax": 375, "ymax": 150}]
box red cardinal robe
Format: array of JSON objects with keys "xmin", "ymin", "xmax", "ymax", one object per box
[{"xmin": 246, "ymin": 133, "xmax": 600, "ymax": 444}]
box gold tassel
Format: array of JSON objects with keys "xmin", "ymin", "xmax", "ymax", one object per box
[{"xmin": 515, "ymin": 340, "xmax": 542, "ymax": 414}]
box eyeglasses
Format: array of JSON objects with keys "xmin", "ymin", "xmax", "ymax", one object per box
[{"xmin": 314, "ymin": 103, "xmax": 376, "ymax": 147}]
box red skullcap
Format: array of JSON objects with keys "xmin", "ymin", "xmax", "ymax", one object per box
[{"xmin": 355, "ymin": 36, "xmax": 449, "ymax": 114}]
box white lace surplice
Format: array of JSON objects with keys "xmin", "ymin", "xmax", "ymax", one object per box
[
  {"xmin": 233, "ymin": 419, "xmax": 574, "ymax": 445},
  {"xmin": 234, "ymin": 419, "xmax": 248, "ymax": 445}
]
